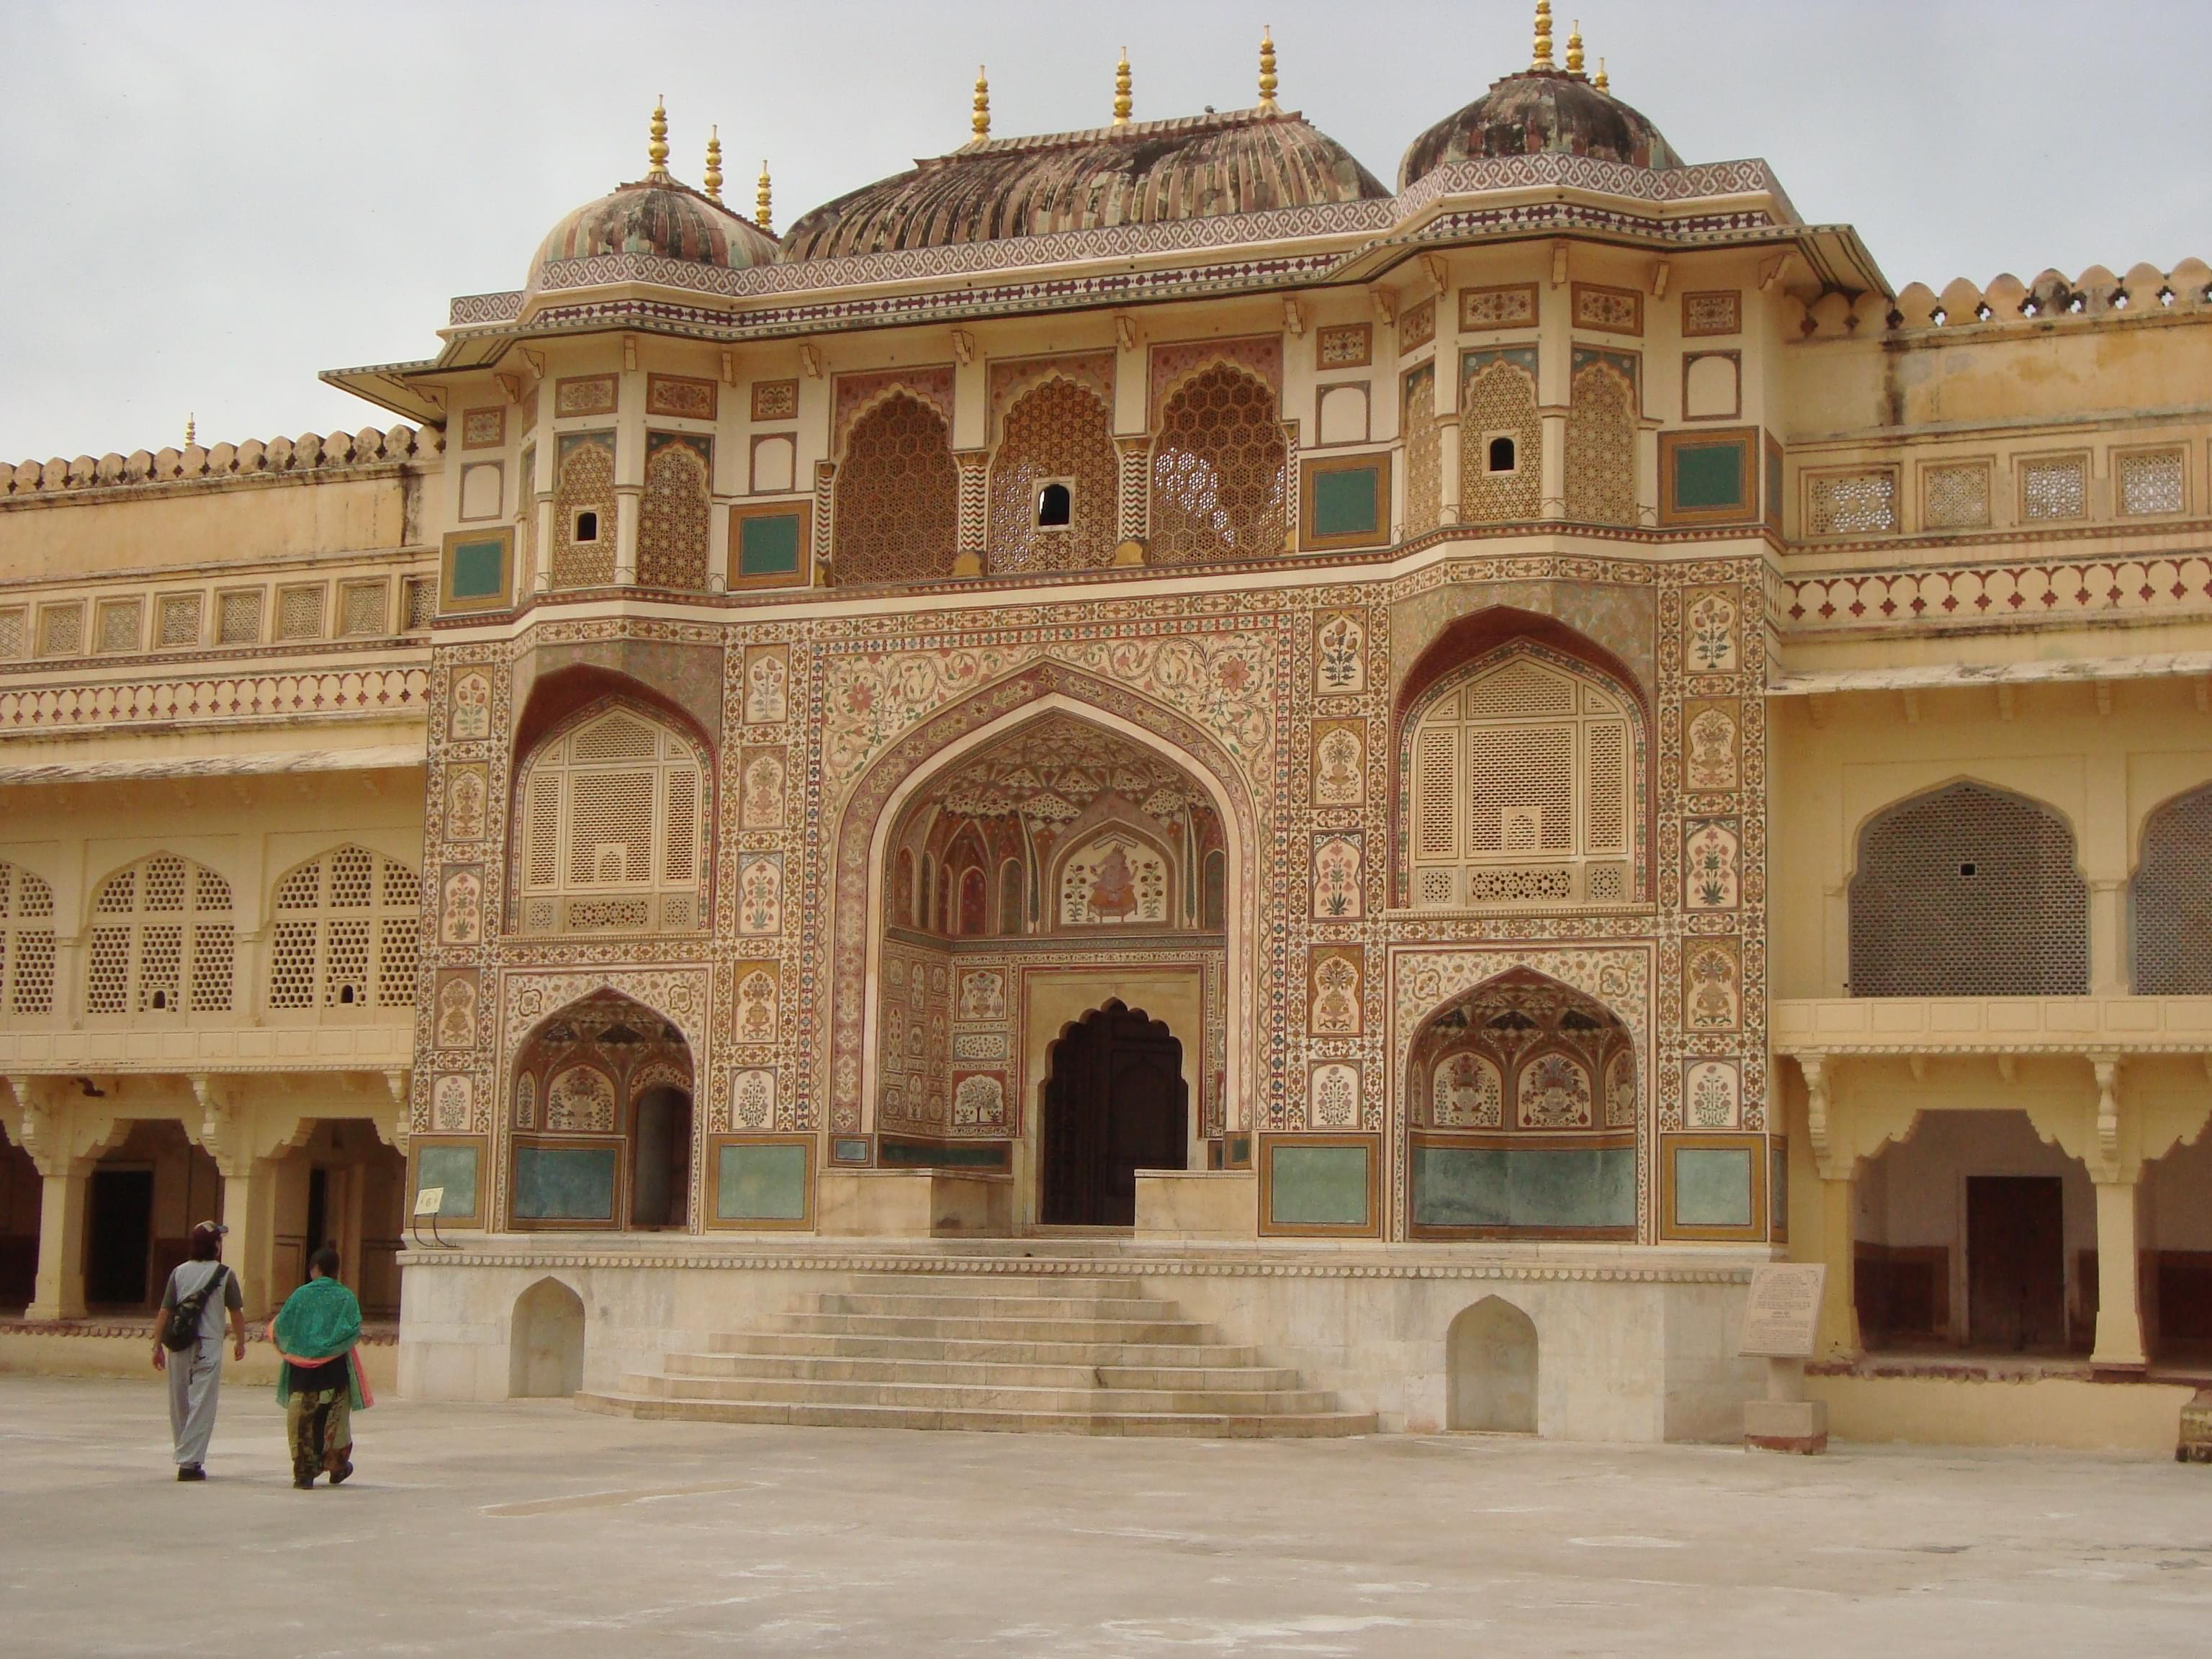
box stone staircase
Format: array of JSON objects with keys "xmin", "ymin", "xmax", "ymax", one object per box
[{"xmin": 575, "ymin": 1271, "xmax": 1375, "ymax": 1437}]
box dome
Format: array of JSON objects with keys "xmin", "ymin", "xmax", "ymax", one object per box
[
  {"xmin": 529, "ymin": 177, "xmax": 778, "ymax": 287},
  {"xmin": 1399, "ymin": 68, "xmax": 1682, "ymax": 189},
  {"xmin": 783, "ymin": 108, "xmax": 1388, "ymax": 262}
]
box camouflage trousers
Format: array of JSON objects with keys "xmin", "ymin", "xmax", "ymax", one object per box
[{"xmin": 286, "ymin": 1385, "xmax": 352, "ymax": 1482}]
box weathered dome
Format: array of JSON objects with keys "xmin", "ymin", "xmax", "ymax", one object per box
[
  {"xmin": 783, "ymin": 108, "xmax": 1388, "ymax": 261},
  {"xmin": 1399, "ymin": 69, "xmax": 1681, "ymax": 189},
  {"xmin": 530, "ymin": 177, "xmax": 778, "ymax": 286}
]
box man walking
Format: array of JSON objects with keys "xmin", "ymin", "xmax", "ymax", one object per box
[{"xmin": 151, "ymin": 1220, "xmax": 246, "ymax": 1482}]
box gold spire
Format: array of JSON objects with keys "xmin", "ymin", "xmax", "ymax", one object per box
[
  {"xmin": 647, "ymin": 96, "xmax": 670, "ymax": 181},
  {"xmin": 1532, "ymin": 1, "xmax": 1554, "ymax": 70},
  {"xmin": 1565, "ymin": 19, "xmax": 1584, "ymax": 76},
  {"xmin": 703, "ymin": 127, "xmax": 724, "ymax": 203},
  {"xmin": 1257, "ymin": 25, "xmax": 1279, "ymax": 113},
  {"xmin": 1593, "ymin": 56, "xmax": 1609, "ymax": 93},
  {"xmin": 971, "ymin": 66, "xmax": 990, "ymax": 140},
  {"xmin": 1112, "ymin": 49, "xmax": 1133, "ymax": 126},
  {"xmin": 184, "ymin": 414, "xmax": 196, "ymax": 447},
  {"xmin": 757, "ymin": 161, "xmax": 773, "ymax": 235}
]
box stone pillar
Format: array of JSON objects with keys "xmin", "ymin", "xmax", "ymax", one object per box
[
  {"xmin": 27, "ymin": 1161, "xmax": 91, "ymax": 1321},
  {"xmin": 613, "ymin": 486, "xmax": 641, "ymax": 585},
  {"xmin": 1538, "ymin": 411, "xmax": 1569, "ymax": 520},
  {"xmin": 2090, "ymin": 1172, "xmax": 2147, "ymax": 1371},
  {"xmin": 1436, "ymin": 418, "xmax": 1462, "ymax": 523},
  {"xmin": 1801, "ymin": 1055, "xmax": 1861, "ymax": 1359},
  {"xmin": 2087, "ymin": 878, "xmax": 2126, "ymax": 996},
  {"xmin": 219, "ymin": 1158, "xmax": 279, "ymax": 1323},
  {"xmin": 952, "ymin": 450, "xmax": 989, "ymax": 577}
]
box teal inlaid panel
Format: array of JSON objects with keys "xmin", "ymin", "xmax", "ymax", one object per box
[
  {"xmin": 1673, "ymin": 1146, "xmax": 1754, "ymax": 1228},
  {"xmin": 1672, "ymin": 441, "xmax": 1747, "ymax": 511},
  {"xmin": 513, "ymin": 1146, "xmax": 618, "ymax": 1222},
  {"xmin": 739, "ymin": 512, "xmax": 802, "ymax": 576},
  {"xmin": 415, "ymin": 1145, "xmax": 478, "ymax": 1219},
  {"xmin": 1313, "ymin": 465, "xmax": 1381, "ymax": 539},
  {"xmin": 1413, "ymin": 1145, "xmax": 1635, "ymax": 1231},
  {"xmin": 717, "ymin": 1143, "xmax": 809, "ymax": 1221},
  {"xmin": 878, "ymin": 1138, "xmax": 1011, "ymax": 1172},
  {"xmin": 448, "ymin": 538, "xmax": 506, "ymax": 598},
  {"xmin": 1268, "ymin": 1143, "xmax": 1370, "ymax": 1228}
]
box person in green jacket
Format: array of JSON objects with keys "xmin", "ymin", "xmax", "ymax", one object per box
[{"xmin": 269, "ymin": 1244, "xmax": 369, "ymax": 1489}]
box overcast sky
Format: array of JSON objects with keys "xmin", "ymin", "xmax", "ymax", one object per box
[{"xmin": 1, "ymin": 0, "xmax": 2204, "ymax": 461}]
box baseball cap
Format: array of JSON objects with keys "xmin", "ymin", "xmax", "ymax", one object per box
[{"xmin": 190, "ymin": 1220, "xmax": 230, "ymax": 1241}]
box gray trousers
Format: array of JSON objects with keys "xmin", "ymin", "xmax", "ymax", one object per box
[{"xmin": 166, "ymin": 1338, "xmax": 223, "ymax": 1468}]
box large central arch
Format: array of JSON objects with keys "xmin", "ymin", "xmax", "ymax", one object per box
[{"xmin": 824, "ymin": 665, "xmax": 1260, "ymax": 1158}]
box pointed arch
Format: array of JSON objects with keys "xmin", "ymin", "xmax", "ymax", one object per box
[
  {"xmin": 0, "ymin": 858, "xmax": 57, "ymax": 1017},
  {"xmin": 833, "ymin": 392, "xmax": 958, "ymax": 585},
  {"xmin": 830, "ymin": 665, "xmax": 1259, "ymax": 1137},
  {"xmin": 84, "ymin": 853, "xmax": 235, "ymax": 1016},
  {"xmin": 1148, "ymin": 361, "xmax": 1288, "ymax": 565},
  {"xmin": 265, "ymin": 845, "xmax": 419, "ymax": 1013},
  {"xmin": 987, "ymin": 375, "xmax": 1118, "ymax": 573},
  {"xmin": 2133, "ymin": 778, "xmax": 2212, "ymax": 993}
]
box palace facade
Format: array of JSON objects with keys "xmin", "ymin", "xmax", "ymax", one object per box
[{"xmin": 4, "ymin": 12, "xmax": 2208, "ymax": 1445}]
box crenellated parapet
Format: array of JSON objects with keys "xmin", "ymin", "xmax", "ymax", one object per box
[
  {"xmin": 3, "ymin": 423, "xmax": 442, "ymax": 502},
  {"xmin": 1788, "ymin": 259, "xmax": 2212, "ymax": 340}
]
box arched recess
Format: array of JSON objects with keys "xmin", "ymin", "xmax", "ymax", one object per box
[
  {"xmin": 509, "ymin": 1277, "xmax": 585, "ymax": 1397},
  {"xmin": 1447, "ymin": 1297, "xmax": 1539, "ymax": 1432},
  {"xmin": 0, "ymin": 858, "xmax": 57, "ymax": 1018},
  {"xmin": 1148, "ymin": 362, "xmax": 1288, "ymax": 565},
  {"xmin": 1406, "ymin": 968, "xmax": 1637, "ymax": 1239},
  {"xmin": 506, "ymin": 990, "xmax": 693, "ymax": 1231},
  {"xmin": 1394, "ymin": 617, "xmax": 1650, "ymax": 911},
  {"xmin": 1848, "ymin": 779, "xmax": 2087, "ymax": 997},
  {"xmin": 834, "ymin": 391, "xmax": 959, "ymax": 585},
  {"xmin": 831, "ymin": 666, "xmax": 1259, "ymax": 1143},
  {"xmin": 987, "ymin": 376, "xmax": 1118, "ymax": 573},
  {"xmin": 2131, "ymin": 780, "xmax": 2212, "ymax": 994},
  {"xmin": 83, "ymin": 853, "xmax": 236, "ymax": 1017},
  {"xmin": 508, "ymin": 696, "xmax": 712, "ymax": 938},
  {"xmin": 1039, "ymin": 1000, "xmax": 1187, "ymax": 1226},
  {"xmin": 265, "ymin": 845, "xmax": 419, "ymax": 1015}
]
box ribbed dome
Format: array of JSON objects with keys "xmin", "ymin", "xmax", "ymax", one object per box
[
  {"xmin": 530, "ymin": 177, "xmax": 778, "ymax": 286},
  {"xmin": 1399, "ymin": 69, "xmax": 1681, "ymax": 189},
  {"xmin": 783, "ymin": 108, "xmax": 1388, "ymax": 261}
]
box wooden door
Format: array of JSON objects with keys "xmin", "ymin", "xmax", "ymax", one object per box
[
  {"xmin": 1967, "ymin": 1175, "xmax": 2066, "ymax": 1351},
  {"xmin": 1042, "ymin": 1007, "xmax": 1187, "ymax": 1226}
]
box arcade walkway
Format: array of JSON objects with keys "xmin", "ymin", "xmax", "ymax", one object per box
[{"xmin": 1, "ymin": 1375, "xmax": 2200, "ymax": 1656}]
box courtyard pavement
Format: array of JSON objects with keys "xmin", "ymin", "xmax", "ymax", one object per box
[{"xmin": 0, "ymin": 1375, "xmax": 2205, "ymax": 1657}]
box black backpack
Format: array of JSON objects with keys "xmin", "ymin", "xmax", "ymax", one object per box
[{"xmin": 161, "ymin": 1265, "xmax": 228, "ymax": 1352}]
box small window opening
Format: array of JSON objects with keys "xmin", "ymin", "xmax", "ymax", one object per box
[
  {"xmin": 1959, "ymin": 862, "xmax": 1978, "ymax": 878},
  {"xmin": 150, "ymin": 989, "xmax": 168, "ymax": 1010},
  {"xmin": 338, "ymin": 984, "xmax": 356, "ymax": 1004},
  {"xmin": 1486, "ymin": 435, "xmax": 1517, "ymax": 474},
  {"xmin": 572, "ymin": 509, "xmax": 601, "ymax": 544},
  {"xmin": 1035, "ymin": 482, "xmax": 1072, "ymax": 527}
]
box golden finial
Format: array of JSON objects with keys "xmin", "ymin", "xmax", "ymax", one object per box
[
  {"xmin": 1257, "ymin": 26, "xmax": 1279, "ymax": 113},
  {"xmin": 971, "ymin": 66, "xmax": 990, "ymax": 140},
  {"xmin": 1112, "ymin": 49, "xmax": 1133, "ymax": 126},
  {"xmin": 184, "ymin": 414, "xmax": 196, "ymax": 447},
  {"xmin": 1593, "ymin": 56, "xmax": 1609, "ymax": 93},
  {"xmin": 647, "ymin": 96, "xmax": 670, "ymax": 181},
  {"xmin": 1565, "ymin": 19, "xmax": 1584, "ymax": 76},
  {"xmin": 1532, "ymin": 1, "xmax": 1555, "ymax": 70},
  {"xmin": 703, "ymin": 127, "xmax": 724, "ymax": 203},
  {"xmin": 757, "ymin": 161, "xmax": 773, "ymax": 234}
]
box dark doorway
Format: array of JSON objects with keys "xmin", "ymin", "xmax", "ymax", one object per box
[
  {"xmin": 86, "ymin": 1167, "xmax": 155, "ymax": 1308},
  {"xmin": 1040, "ymin": 1003, "xmax": 1187, "ymax": 1226},
  {"xmin": 1967, "ymin": 1176, "xmax": 2067, "ymax": 1351},
  {"xmin": 630, "ymin": 1087, "xmax": 693, "ymax": 1228}
]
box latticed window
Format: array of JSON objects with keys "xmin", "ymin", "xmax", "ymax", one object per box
[
  {"xmin": 986, "ymin": 380, "xmax": 1118, "ymax": 573},
  {"xmin": 1401, "ymin": 365, "xmax": 1442, "ymax": 537},
  {"xmin": 1460, "ymin": 355, "xmax": 1542, "ymax": 523},
  {"xmin": 276, "ymin": 584, "xmax": 324, "ymax": 639},
  {"xmin": 1563, "ymin": 358, "xmax": 1636, "ymax": 526},
  {"xmin": 1148, "ymin": 364, "xmax": 1287, "ymax": 565},
  {"xmin": 2018, "ymin": 454, "xmax": 2087, "ymax": 522},
  {"xmin": 266, "ymin": 847, "xmax": 419, "ymax": 1012},
  {"xmin": 2116, "ymin": 449, "xmax": 2185, "ymax": 518},
  {"xmin": 552, "ymin": 433, "xmax": 618, "ymax": 588},
  {"xmin": 1921, "ymin": 462, "xmax": 1990, "ymax": 530},
  {"xmin": 157, "ymin": 593, "xmax": 203, "ymax": 647},
  {"xmin": 217, "ymin": 590, "xmax": 261, "ymax": 645},
  {"xmin": 2132, "ymin": 783, "xmax": 2212, "ymax": 994},
  {"xmin": 637, "ymin": 433, "xmax": 713, "ymax": 589},
  {"xmin": 85, "ymin": 854, "xmax": 235, "ymax": 1015},
  {"xmin": 1849, "ymin": 781, "xmax": 2087, "ymax": 996},
  {"xmin": 833, "ymin": 395, "xmax": 958, "ymax": 585},
  {"xmin": 1406, "ymin": 652, "xmax": 1637, "ymax": 909},
  {"xmin": 338, "ymin": 580, "xmax": 387, "ymax": 637},
  {"xmin": 0, "ymin": 860, "xmax": 57, "ymax": 1017},
  {"xmin": 403, "ymin": 576, "xmax": 437, "ymax": 631},
  {"xmin": 515, "ymin": 703, "xmax": 706, "ymax": 935},
  {"xmin": 96, "ymin": 599, "xmax": 142, "ymax": 654},
  {"xmin": 1807, "ymin": 469, "xmax": 1897, "ymax": 536}
]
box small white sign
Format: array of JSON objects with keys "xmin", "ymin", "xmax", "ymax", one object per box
[
  {"xmin": 1738, "ymin": 1263, "xmax": 1827, "ymax": 1358},
  {"xmin": 413, "ymin": 1186, "xmax": 446, "ymax": 1219}
]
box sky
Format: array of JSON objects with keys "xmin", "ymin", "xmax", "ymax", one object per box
[{"xmin": 1, "ymin": 0, "xmax": 2205, "ymax": 461}]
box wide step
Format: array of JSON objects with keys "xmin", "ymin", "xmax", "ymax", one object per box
[{"xmin": 588, "ymin": 1270, "xmax": 1367, "ymax": 1439}]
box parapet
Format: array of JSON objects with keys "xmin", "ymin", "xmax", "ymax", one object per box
[
  {"xmin": 4, "ymin": 424, "xmax": 442, "ymax": 501},
  {"xmin": 1789, "ymin": 259, "xmax": 2212, "ymax": 340}
]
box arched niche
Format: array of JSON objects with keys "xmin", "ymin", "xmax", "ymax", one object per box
[
  {"xmin": 1447, "ymin": 1297, "xmax": 1538, "ymax": 1432},
  {"xmin": 1406, "ymin": 968, "xmax": 1637, "ymax": 1240},
  {"xmin": 1038, "ymin": 999, "xmax": 1187, "ymax": 1227},
  {"xmin": 509, "ymin": 1277, "xmax": 585, "ymax": 1398},
  {"xmin": 508, "ymin": 991, "xmax": 693, "ymax": 1231}
]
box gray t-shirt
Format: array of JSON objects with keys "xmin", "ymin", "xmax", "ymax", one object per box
[{"xmin": 160, "ymin": 1260, "xmax": 244, "ymax": 1344}]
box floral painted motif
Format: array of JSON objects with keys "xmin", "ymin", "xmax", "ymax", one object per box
[
  {"xmin": 546, "ymin": 1064, "xmax": 616, "ymax": 1132},
  {"xmin": 1685, "ymin": 590, "xmax": 1740, "ymax": 673},
  {"xmin": 1308, "ymin": 1061, "xmax": 1359, "ymax": 1128},
  {"xmin": 445, "ymin": 766, "xmax": 488, "ymax": 842},
  {"xmin": 432, "ymin": 1074, "xmax": 472, "ymax": 1133},
  {"xmin": 1312, "ymin": 724, "xmax": 1364, "ymax": 807},
  {"xmin": 958, "ymin": 970, "xmax": 1006, "ymax": 1021},
  {"xmin": 1686, "ymin": 1060, "xmax": 1740, "ymax": 1128},
  {"xmin": 1433, "ymin": 1051, "xmax": 1502, "ymax": 1127},
  {"xmin": 1314, "ymin": 611, "xmax": 1366, "ymax": 694},
  {"xmin": 744, "ymin": 649, "xmax": 788, "ymax": 724},
  {"xmin": 439, "ymin": 869, "xmax": 482, "ymax": 944},
  {"xmin": 738, "ymin": 855, "xmax": 782, "ymax": 935},
  {"xmin": 732, "ymin": 1068, "xmax": 775, "ymax": 1129},
  {"xmin": 1685, "ymin": 940, "xmax": 1742, "ymax": 1030},
  {"xmin": 1683, "ymin": 819, "xmax": 1740, "ymax": 910},
  {"xmin": 1684, "ymin": 704, "xmax": 1739, "ymax": 792},
  {"xmin": 435, "ymin": 974, "xmax": 477, "ymax": 1048},
  {"xmin": 1308, "ymin": 948, "xmax": 1362, "ymax": 1035},
  {"xmin": 449, "ymin": 672, "xmax": 492, "ymax": 740},
  {"xmin": 1517, "ymin": 1051, "xmax": 1593, "ymax": 1128},
  {"xmin": 1312, "ymin": 834, "xmax": 1363, "ymax": 919}
]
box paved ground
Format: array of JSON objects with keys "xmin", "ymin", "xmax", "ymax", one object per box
[{"xmin": 1, "ymin": 1376, "xmax": 2206, "ymax": 1658}]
